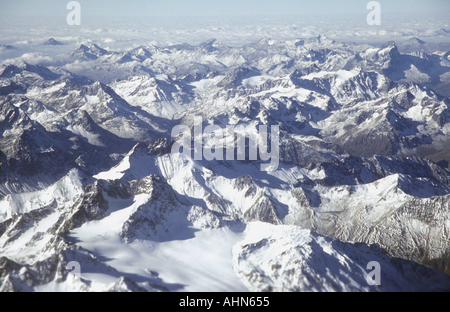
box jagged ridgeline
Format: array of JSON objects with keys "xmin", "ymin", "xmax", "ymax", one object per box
[{"xmin": 1, "ymin": 36, "xmax": 450, "ymax": 292}]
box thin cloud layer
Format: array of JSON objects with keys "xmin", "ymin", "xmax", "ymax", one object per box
[
  {"xmin": 0, "ymin": 13, "xmax": 449, "ymax": 66},
  {"xmin": 3, "ymin": 52, "xmax": 59, "ymax": 66}
]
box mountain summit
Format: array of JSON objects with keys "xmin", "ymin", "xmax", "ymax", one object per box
[{"xmin": 1, "ymin": 36, "xmax": 450, "ymax": 292}]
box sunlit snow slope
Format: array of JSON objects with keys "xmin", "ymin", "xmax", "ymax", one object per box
[{"xmin": 1, "ymin": 36, "xmax": 450, "ymax": 291}]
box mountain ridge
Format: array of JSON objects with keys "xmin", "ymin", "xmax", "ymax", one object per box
[{"xmin": 1, "ymin": 36, "xmax": 450, "ymax": 291}]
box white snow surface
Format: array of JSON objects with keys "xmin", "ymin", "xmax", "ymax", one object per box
[
  {"xmin": 2, "ymin": 32, "xmax": 450, "ymax": 292},
  {"xmin": 233, "ymin": 222, "xmax": 450, "ymax": 292}
]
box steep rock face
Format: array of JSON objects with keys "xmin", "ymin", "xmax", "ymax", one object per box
[
  {"xmin": 312, "ymin": 155, "xmax": 450, "ymax": 188},
  {"xmin": 0, "ymin": 79, "xmax": 20, "ymax": 96},
  {"xmin": 270, "ymin": 173, "xmax": 450, "ymax": 271},
  {"xmin": 70, "ymin": 44, "xmax": 109, "ymax": 61},
  {"xmin": 53, "ymin": 179, "xmax": 131, "ymax": 235},
  {"xmin": 120, "ymin": 175, "xmax": 189, "ymax": 242},
  {"xmin": 0, "ymin": 174, "xmax": 164, "ymax": 292},
  {"xmin": 0, "ymin": 98, "xmax": 71, "ymax": 178},
  {"xmin": 187, "ymin": 205, "xmax": 222, "ymax": 229},
  {"xmin": 79, "ymin": 180, "xmax": 130, "ymax": 219},
  {"xmin": 91, "ymin": 141, "xmax": 450, "ymax": 275},
  {"xmin": 344, "ymin": 42, "xmax": 450, "ymax": 86},
  {"xmin": 357, "ymin": 195, "xmax": 450, "ymax": 275},
  {"xmin": 2, "ymin": 37, "xmax": 450, "ymax": 291},
  {"xmin": 0, "ymin": 247, "xmax": 151, "ymax": 292},
  {"xmin": 0, "ymin": 206, "xmax": 54, "ymax": 248},
  {"xmin": 110, "ymin": 75, "xmax": 195, "ymax": 118},
  {"xmin": 233, "ymin": 223, "xmax": 450, "ymax": 292},
  {"xmin": 0, "ymin": 63, "xmax": 170, "ymax": 195},
  {"xmin": 0, "ymin": 253, "xmax": 73, "ymax": 292},
  {"xmin": 244, "ymin": 196, "xmax": 283, "ymax": 225}
]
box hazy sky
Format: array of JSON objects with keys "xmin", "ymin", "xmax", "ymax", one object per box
[
  {"xmin": 0, "ymin": 0, "xmax": 449, "ymax": 53},
  {"xmin": 0, "ymin": 0, "xmax": 449, "ymax": 17}
]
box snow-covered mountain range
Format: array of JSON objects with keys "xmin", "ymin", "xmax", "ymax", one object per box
[{"xmin": 1, "ymin": 35, "xmax": 450, "ymax": 292}]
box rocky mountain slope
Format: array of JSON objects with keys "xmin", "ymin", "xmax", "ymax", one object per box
[{"xmin": 1, "ymin": 36, "xmax": 450, "ymax": 291}]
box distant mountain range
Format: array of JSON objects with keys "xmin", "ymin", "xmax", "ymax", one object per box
[{"xmin": 1, "ymin": 36, "xmax": 450, "ymax": 292}]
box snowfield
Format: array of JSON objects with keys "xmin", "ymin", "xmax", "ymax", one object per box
[{"xmin": 1, "ymin": 34, "xmax": 450, "ymax": 292}]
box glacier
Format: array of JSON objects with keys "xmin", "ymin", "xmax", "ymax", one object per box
[{"xmin": 1, "ymin": 35, "xmax": 450, "ymax": 292}]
